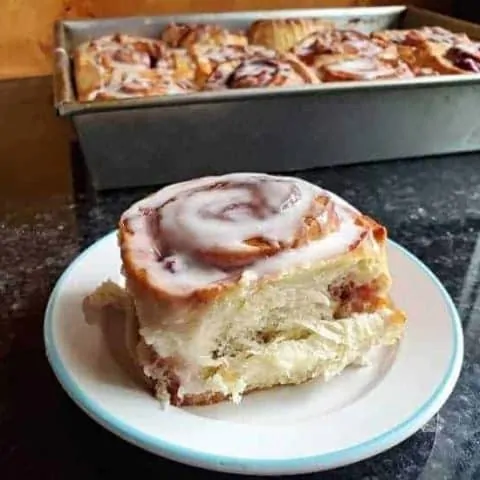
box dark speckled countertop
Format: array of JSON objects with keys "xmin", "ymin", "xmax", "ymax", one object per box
[{"xmin": 1, "ymin": 76, "xmax": 480, "ymax": 480}]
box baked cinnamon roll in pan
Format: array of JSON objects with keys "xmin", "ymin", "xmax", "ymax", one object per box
[
  {"xmin": 291, "ymin": 29, "xmax": 397, "ymax": 67},
  {"xmin": 411, "ymin": 41, "xmax": 480, "ymax": 75},
  {"xmin": 83, "ymin": 173, "xmax": 406, "ymax": 407},
  {"xmin": 188, "ymin": 44, "xmax": 280, "ymax": 88},
  {"xmin": 319, "ymin": 57, "xmax": 414, "ymax": 82},
  {"xmin": 203, "ymin": 54, "xmax": 319, "ymax": 90},
  {"xmin": 73, "ymin": 34, "xmax": 167, "ymax": 101},
  {"xmin": 73, "ymin": 19, "xmax": 479, "ymax": 102}
]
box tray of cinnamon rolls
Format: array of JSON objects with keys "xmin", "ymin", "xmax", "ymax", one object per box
[{"xmin": 54, "ymin": 6, "xmax": 480, "ymax": 190}]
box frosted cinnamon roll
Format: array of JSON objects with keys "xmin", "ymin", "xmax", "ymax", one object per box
[
  {"xmin": 372, "ymin": 26, "xmax": 471, "ymax": 48},
  {"xmin": 372, "ymin": 27, "xmax": 473, "ymax": 76},
  {"xmin": 161, "ymin": 22, "xmax": 248, "ymax": 48},
  {"xmin": 84, "ymin": 173, "xmax": 405, "ymax": 407},
  {"xmin": 320, "ymin": 56, "xmax": 414, "ymax": 82},
  {"xmin": 247, "ymin": 17, "xmax": 334, "ymax": 52},
  {"xmin": 411, "ymin": 41, "xmax": 480, "ymax": 75},
  {"xmin": 189, "ymin": 44, "xmax": 278, "ymax": 87},
  {"xmin": 83, "ymin": 69, "xmax": 195, "ymax": 101},
  {"xmin": 203, "ymin": 54, "xmax": 319, "ymax": 90},
  {"xmin": 292, "ymin": 29, "xmax": 398, "ymax": 67},
  {"xmin": 74, "ymin": 34, "xmax": 167, "ymax": 101}
]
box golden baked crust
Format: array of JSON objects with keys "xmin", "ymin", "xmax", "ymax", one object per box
[
  {"xmin": 372, "ymin": 26, "xmax": 471, "ymax": 48},
  {"xmin": 372, "ymin": 27, "xmax": 475, "ymax": 75},
  {"xmin": 248, "ymin": 18, "xmax": 334, "ymax": 52}
]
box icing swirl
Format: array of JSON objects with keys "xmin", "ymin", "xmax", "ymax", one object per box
[
  {"xmin": 155, "ymin": 176, "xmax": 338, "ymax": 268},
  {"xmin": 321, "ymin": 57, "xmax": 414, "ymax": 82},
  {"xmin": 120, "ymin": 174, "xmax": 371, "ymax": 299},
  {"xmin": 88, "ymin": 70, "xmax": 193, "ymax": 101},
  {"xmin": 204, "ymin": 56, "xmax": 317, "ymax": 90},
  {"xmin": 88, "ymin": 34, "xmax": 165, "ymax": 72},
  {"xmin": 292, "ymin": 29, "xmax": 388, "ymax": 66}
]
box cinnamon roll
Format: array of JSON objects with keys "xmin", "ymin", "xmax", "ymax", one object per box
[
  {"xmin": 372, "ymin": 26, "xmax": 473, "ymax": 76},
  {"xmin": 203, "ymin": 54, "xmax": 319, "ymax": 90},
  {"xmin": 372, "ymin": 26, "xmax": 471, "ymax": 48},
  {"xmin": 411, "ymin": 41, "xmax": 480, "ymax": 75},
  {"xmin": 320, "ymin": 56, "xmax": 414, "ymax": 82},
  {"xmin": 86, "ymin": 69, "xmax": 195, "ymax": 101},
  {"xmin": 84, "ymin": 173, "xmax": 405, "ymax": 406},
  {"xmin": 248, "ymin": 17, "xmax": 334, "ymax": 52},
  {"xmin": 189, "ymin": 44, "xmax": 278, "ymax": 88},
  {"xmin": 292, "ymin": 29, "xmax": 398, "ymax": 68},
  {"xmin": 74, "ymin": 34, "xmax": 167, "ymax": 101},
  {"xmin": 161, "ymin": 22, "xmax": 248, "ymax": 48}
]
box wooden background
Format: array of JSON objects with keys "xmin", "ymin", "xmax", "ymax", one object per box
[{"xmin": 2, "ymin": 0, "xmax": 451, "ymax": 80}]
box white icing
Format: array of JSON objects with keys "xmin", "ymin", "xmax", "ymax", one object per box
[
  {"xmin": 90, "ymin": 37, "xmax": 153, "ymax": 71},
  {"xmin": 198, "ymin": 45, "xmax": 275, "ymax": 64},
  {"xmin": 84, "ymin": 35, "xmax": 187, "ymax": 100},
  {"xmin": 295, "ymin": 29, "xmax": 382, "ymax": 58},
  {"xmin": 88, "ymin": 70, "xmax": 186, "ymax": 100},
  {"xmin": 235, "ymin": 61, "xmax": 271, "ymax": 79},
  {"xmin": 121, "ymin": 173, "xmax": 366, "ymax": 297},
  {"xmin": 327, "ymin": 58, "xmax": 395, "ymax": 80},
  {"xmin": 206, "ymin": 59, "xmax": 301, "ymax": 89},
  {"xmin": 421, "ymin": 26, "xmax": 468, "ymax": 45}
]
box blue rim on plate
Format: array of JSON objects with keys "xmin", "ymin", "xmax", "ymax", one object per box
[{"xmin": 43, "ymin": 232, "xmax": 464, "ymax": 475}]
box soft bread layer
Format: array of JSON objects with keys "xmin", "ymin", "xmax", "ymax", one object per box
[
  {"xmin": 166, "ymin": 310, "xmax": 403, "ymax": 404},
  {"xmin": 84, "ymin": 278, "xmax": 403, "ymax": 406},
  {"xmin": 126, "ymin": 240, "xmax": 403, "ymax": 405},
  {"xmin": 132, "ymin": 237, "xmax": 390, "ymax": 360}
]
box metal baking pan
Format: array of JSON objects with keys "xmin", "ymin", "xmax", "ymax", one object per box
[{"xmin": 54, "ymin": 6, "xmax": 480, "ymax": 190}]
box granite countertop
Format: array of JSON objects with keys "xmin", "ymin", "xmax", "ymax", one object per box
[{"xmin": 1, "ymin": 77, "xmax": 479, "ymax": 480}]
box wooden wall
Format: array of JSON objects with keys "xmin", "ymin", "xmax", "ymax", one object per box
[{"xmin": 2, "ymin": 0, "xmax": 452, "ymax": 80}]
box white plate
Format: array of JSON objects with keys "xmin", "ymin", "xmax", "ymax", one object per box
[{"xmin": 44, "ymin": 231, "xmax": 463, "ymax": 476}]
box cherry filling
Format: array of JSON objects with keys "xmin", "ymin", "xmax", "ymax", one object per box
[
  {"xmin": 445, "ymin": 46, "xmax": 480, "ymax": 73},
  {"xmin": 329, "ymin": 280, "xmax": 383, "ymax": 318}
]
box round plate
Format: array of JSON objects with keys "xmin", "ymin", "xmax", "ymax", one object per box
[{"xmin": 44, "ymin": 231, "xmax": 463, "ymax": 476}]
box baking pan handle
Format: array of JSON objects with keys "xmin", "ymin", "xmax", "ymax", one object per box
[{"xmin": 53, "ymin": 20, "xmax": 75, "ymax": 114}]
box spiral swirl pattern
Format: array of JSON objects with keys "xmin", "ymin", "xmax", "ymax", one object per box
[
  {"xmin": 204, "ymin": 56, "xmax": 317, "ymax": 90},
  {"xmin": 120, "ymin": 173, "xmax": 364, "ymax": 298}
]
